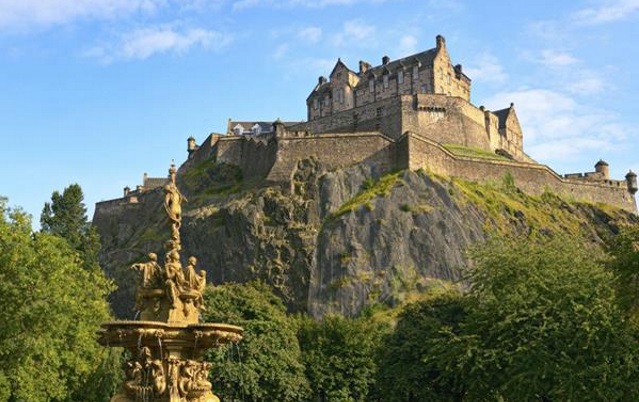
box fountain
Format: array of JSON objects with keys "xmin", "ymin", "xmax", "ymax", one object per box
[{"xmin": 97, "ymin": 164, "xmax": 243, "ymax": 402}]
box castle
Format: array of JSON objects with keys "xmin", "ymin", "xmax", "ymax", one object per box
[{"xmin": 103, "ymin": 35, "xmax": 638, "ymax": 213}]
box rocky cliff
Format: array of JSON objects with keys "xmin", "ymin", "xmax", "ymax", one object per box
[{"xmin": 93, "ymin": 158, "xmax": 637, "ymax": 319}]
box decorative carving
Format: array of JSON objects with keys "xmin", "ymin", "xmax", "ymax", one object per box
[{"xmin": 99, "ymin": 163, "xmax": 242, "ymax": 402}]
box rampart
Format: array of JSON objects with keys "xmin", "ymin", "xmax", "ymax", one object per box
[{"xmin": 401, "ymin": 132, "xmax": 637, "ymax": 212}]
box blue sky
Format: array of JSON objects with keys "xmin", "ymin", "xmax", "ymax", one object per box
[{"xmin": 1, "ymin": 0, "xmax": 638, "ymax": 223}]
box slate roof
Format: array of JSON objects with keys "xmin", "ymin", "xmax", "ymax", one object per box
[
  {"xmin": 229, "ymin": 121, "xmax": 302, "ymax": 135},
  {"xmin": 363, "ymin": 48, "xmax": 438, "ymax": 78},
  {"xmin": 492, "ymin": 107, "xmax": 511, "ymax": 129}
]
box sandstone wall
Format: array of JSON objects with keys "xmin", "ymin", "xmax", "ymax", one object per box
[
  {"xmin": 403, "ymin": 94, "xmax": 490, "ymax": 151},
  {"xmin": 406, "ymin": 133, "xmax": 637, "ymax": 212},
  {"xmin": 266, "ymin": 132, "xmax": 396, "ymax": 182}
]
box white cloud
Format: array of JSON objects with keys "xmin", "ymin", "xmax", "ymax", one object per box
[
  {"xmin": 398, "ymin": 35, "xmax": 418, "ymax": 55},
  {"xmin": 539, "ymin": 49, "xmax": 579, "ymax": 67},
  {"xmin": 298, "ymin": 26, "xmax": 322, "ymax": 44},
  {"xmin": 0, "ymin": 0, "xmax": 163, "ymax": 31},
  {"xmin": 232, "ymin": 0, "xmax": 386, "ymax": 10},
  {"xmin": 331, "ymin": 19, "xmax": 376, "ymax": 47},
  {"xmin": 481, "ymin": 88, "xmax": 627, "ymax": 164},
  {"xmin": 87, "ymin": 26, "xmax": 232, "ymax": 61},
  {"xmin": 572, "ymin": 0, "xmax": 639, "ymax": 25},
  {"xmin": 273, "ymin": 43, "xmax": 289, "ymax": 59},
  {"xmin": 465, "ymin": 53, "xmax": 507, "ymax": 84},
  {"xmin": 566, "ymin": 70, "xmax": 605, "ymax": 94}
]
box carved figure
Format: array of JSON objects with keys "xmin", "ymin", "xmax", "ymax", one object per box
[
  {"xmin": 184, "ymin": 256, "xmax": 207, "ymax": 311},
  {"xmin": 131, "ymin": 252, "xmax": 162, "ymax": 288},
  {"xmin": 165, "ymin": 250, "xmax": 186, "ymax": 309},
  {"xmin": 164, "ymin": 164, "xmax": 187, "ymax": 233}
]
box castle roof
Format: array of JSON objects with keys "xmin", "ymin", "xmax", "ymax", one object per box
[
  {"xmin": 493, "ymin": 108, "xmax": 511, "ymax": 129},
  {"xmin": 228, "ymin": 120, "xmax": 301, "ymax": 136},
  {"xmin": 360, "ymin": 49, "xmax": 437, "ymax": 79}
]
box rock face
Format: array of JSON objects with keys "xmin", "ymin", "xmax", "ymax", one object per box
[{"xmin": 94, "ymin": 160, "xmax": 636, "ymax": 319}]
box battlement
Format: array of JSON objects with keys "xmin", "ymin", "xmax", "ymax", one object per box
[{"xmin": 102, "ymin": 35, "xmax": 637, "ymax": 215}]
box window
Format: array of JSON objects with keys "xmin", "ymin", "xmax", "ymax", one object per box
[
  {"xmin": 376, "ymin": 107, "xmax": 383, "ymax": 117},
  {"xmin": 336, "ymin": 88, "xmax": 344, "ymax": 104},
  {"xmin": 413, "ymin": 65, "xmax": 419, "ymax": 80},
  {"xmin": 369, "ymin": 79, "xmax": 375, "ymax": 93},
  {"xmin": 324, "ymin": 95, "xmax": 330, "ymax": 106},
  {"xmin": 398, "ymin": 70, "xmax": 404, "ymax": 84},
  {"xmin": 383, "ymin": 74, "xmax": 389, "ymax": 88},
  {"xmin": 313, "ymin": 98, "xmax": 319, "ymax": 110},
  {"xmin": 447, "ymin": 73, "xmax": 451, "ymax": 84},
  {"xmin": 420, "ymin": 84, "xmax": 428, "ymax": 93}
]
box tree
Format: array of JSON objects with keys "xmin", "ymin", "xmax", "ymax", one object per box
[
  {"xmin": 460, "ymin": 235, "xmax": 639, "ymax": 400},
  {"xmin": 377, "ymin": 291, "xmax": 468, "ymax": 402},
  {"xmin": 298, "ymin": 314, "xmax": 390, "ymax": 402},
  {"xmin": 0, "ymin": 199, "xmax": 119, "ymax": 401},
  {"xmin": 606, "ymin": 223, "xmax": 639, "ymax": 321},
  {"xmin": 202, "ymin": 281, "xmax": 310, "ymax": 402},
  {"xmin": 40, "ymin": 183, "xmax": 100, "ymax": 270}
]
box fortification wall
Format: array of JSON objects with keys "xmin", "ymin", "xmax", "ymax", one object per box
[
  {"xmin": 215, "ymin": 135, "xmax": 277, "ymax": 180},
  {"xmin": 402, "ymin": 94, "xmax": 490, "ymax": 151},
  {"xmin": 266, "ymin": 132, "xmax": 395, "ymax": 182},
  {"xmin": 405, "ymin": 133, "xmax": 637, "ymax": 212},
  {"xmin": 295, "ymin": 96, "xmax": 404, "ymax": 139}
]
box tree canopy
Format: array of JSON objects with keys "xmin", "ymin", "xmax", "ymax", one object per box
[
  {"xmin": 40, "ymin": 183, "xmax": 100, "ymax": 270},
  {"xmin": 378, "ymin": 234, "xmax": 639, "ymax": 401},
  {"xmin": 202, "ymin": 281, "xmax": 310, "ymax": 402},
  {"xmin": 0, "ymin": 199, "xmax": 119, "ymax": 402}
]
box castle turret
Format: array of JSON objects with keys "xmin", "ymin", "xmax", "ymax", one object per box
[
  {"xmin": 595, "ymin": 160, "xmax": 610, "ymax": 179},
  {"xmin": 626, "ymin": 170, "xmax": 638, "ymax": 195},
  {"xmin": 187, "ymin": 136, "xmax": 198, "ymax": 158}
]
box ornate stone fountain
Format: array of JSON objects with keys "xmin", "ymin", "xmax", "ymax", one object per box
[{"xmin": 98, "ymin": 164, "xmax": 243, "ymax": 402}]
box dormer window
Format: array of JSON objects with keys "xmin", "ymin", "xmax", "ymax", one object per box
[
  {"xmin": 233, "ymin": 124, "xmax": 243, "ymax": 136},
  {"xmin": 251, "ymin": 124, "xmax": 261, "ymax": 135}
]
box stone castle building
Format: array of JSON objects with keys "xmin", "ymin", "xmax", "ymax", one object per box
[{"xmin": 100, "ymin": 35, "xmax": 638, "ymax": 213}]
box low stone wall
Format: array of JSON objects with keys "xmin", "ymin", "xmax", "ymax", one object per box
[
  {"xmin": 405, "ymin": 133, "xmax": 637, "ymax": 212},
  {"xmin": 266, "ymin": 132, "xmax": 396, "ymax": 182}
]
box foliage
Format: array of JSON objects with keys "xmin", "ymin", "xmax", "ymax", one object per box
[
  {"xmin": 442, "ymin": 144, "xmax": 509, "ymax": 161},
  {"xmin": 0, "ymin": 199, "xmax": 119, "ymax": 402},
  {"xmin": 332, "ymin": 171, "xmax": 403, "ymax": 218},
  {"xmin": 298, "ymin": 314, "xmax": 390, "ymax": 402},
  {"xmin": 40, "ymin": 183, "xmax": 101, "ymax": 270},
  {"xmin": 202, "ymin": 281, "xmax": 310, "ymax": 402},
  {"xmin": 377, "ymin": 291, "xmax": 468, "ymax": 402},
  {"xmin": 606, "ymin": 223, "xmax": 639, "ymax": 321}
]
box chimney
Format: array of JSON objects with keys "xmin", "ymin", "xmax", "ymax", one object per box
[
  {"xmin": 382, "ymin": 55, "xmax": 390, "ymax": 65},
  {"xmin": 318, "ymin": 76, "xmax": 327, "ymax": 85},
  {"xmin": 359, "ymin": 60, "xmax": 371, "ymax": 74},
  {"xmin": 436, "ymin": 35, "xmax": 446, "ymax": 49}
]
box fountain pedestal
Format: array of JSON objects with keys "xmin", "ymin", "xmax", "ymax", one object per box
[{"xmin": 97, "ymin": 164, "xmax": 243, "ymax": 402}]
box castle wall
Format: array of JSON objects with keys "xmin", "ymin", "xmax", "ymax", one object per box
[
  {"xmin": 295, "ymin": 96, "xmax": 404, "ymax": 139},
  {"xmin": 266, "ymin": 132, "xmax": 396, "ymax": 182},
  {"xmin": 405, "ymin": 133, "xmax": 637, "ymax": 212},
  {"xmin": 402, "ymin": 94, "xmax": 490, "ymax": 151},
  {"xmin": 215, "ymin": 135, "xmax": 277, "ymax": 180}
]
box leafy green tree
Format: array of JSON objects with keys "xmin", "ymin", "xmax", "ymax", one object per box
[
  {"xmin": 40, "ymin": 183, "xmax": 100, "ymax": 270},
  {"xmin": 460, "ymin": 235, "xmax": 639, "ymax": 400},
  {"xmin": 606, "ymin": 223, "xmax": 639, "ymax": 321},
  {"xmin": 377, "ymin": 291, "xmax": 468, "ymax": 402},
  {"xmin": 298, "ymin": 314, "xmax": 390, "ymax": 402},
  {"xmin": 202, "ymin": 281, "xmax": 310, "ymax": 402},
  {"xmin": 0, "ymin": 199, "xmax": 119, "ymax": 402}
]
